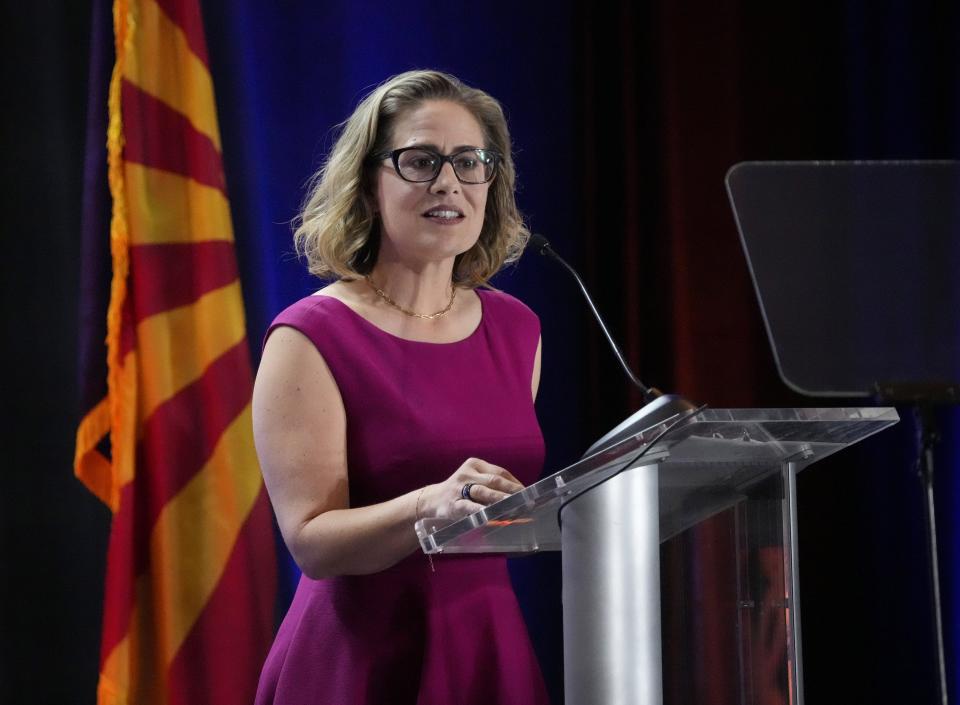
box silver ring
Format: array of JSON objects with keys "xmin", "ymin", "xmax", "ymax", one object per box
[{"xmin": 460, "ymin": 482, "xmax": 476, "ymax": 500}]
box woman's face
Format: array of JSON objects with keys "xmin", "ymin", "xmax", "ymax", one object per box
[{"xmin": 372, "ymin": 100, "xmax": 490, "ymax": 269}]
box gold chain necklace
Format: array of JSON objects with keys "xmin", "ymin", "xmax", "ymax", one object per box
[{"xmin": 364, "ymin": 276, "xmax": 457, "ymax": 320}]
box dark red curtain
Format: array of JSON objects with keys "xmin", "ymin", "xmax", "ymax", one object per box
[{"xmin": 577, "ymin": 2, "xmax": 958, "ymax": 704}]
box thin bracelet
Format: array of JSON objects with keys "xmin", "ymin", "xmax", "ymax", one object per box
[
  {"xmin": 414, "ymin": 487, "xmax": 427, "ymax": 521},
  {"xmin": 414, "ymin": 487, "xmax": 436, "ymax": 573}
]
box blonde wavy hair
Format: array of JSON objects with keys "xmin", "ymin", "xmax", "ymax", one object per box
[{"xmin": 293, "ymin": 70, "xmax": 529, "ymax": 287}]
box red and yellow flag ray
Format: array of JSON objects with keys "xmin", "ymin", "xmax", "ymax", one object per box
[{"xmin": 74, "ymin": 1, "xmax": 276, "ymax": 703}]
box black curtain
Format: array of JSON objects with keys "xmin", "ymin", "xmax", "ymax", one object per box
[
  {"xmin": 3, "ymin": 2, "xmax": 959, "ymax": 704},
  {"xmin": 0, "ymin": 3, "xmax": 112, "ymax": 703}
]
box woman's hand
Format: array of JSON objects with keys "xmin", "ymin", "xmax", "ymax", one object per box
[{"xmin": 418, "ymin": 458, "xmax": 524, "ymax": 521}]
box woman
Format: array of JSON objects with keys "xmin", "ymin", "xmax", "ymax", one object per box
[{"xmin": 253, "ymin": 70, "xmax": 550, "ymax": 705}]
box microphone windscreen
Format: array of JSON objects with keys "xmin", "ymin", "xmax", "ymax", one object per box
[{"xmin": 527, "ymin": 233, "xmax": 550, "ymax": 253}]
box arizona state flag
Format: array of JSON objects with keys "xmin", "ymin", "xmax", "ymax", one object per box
[{"xmin": 74, "ymin": 1, "xmax": 276, "ymax": 703}]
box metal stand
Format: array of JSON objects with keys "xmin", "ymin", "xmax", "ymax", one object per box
[
  {"xmin": 560, "ymin": 462, "xmax": 663, "ymax": 705},
  {"xmin": 916, "ymin": 405, "xmax": 949, "ymax": 705},
  {"xmin": 783, "ymin": 461, "xmax": 805, "ymax": 705},
  {"xmin": 876, "ymin": 386, "xmax": 955, "ymax": 705}
]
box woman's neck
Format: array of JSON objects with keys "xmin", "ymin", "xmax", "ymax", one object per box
[{"xmin": 366, "ymin": 260, "xmax": 457, "ymax": 315}]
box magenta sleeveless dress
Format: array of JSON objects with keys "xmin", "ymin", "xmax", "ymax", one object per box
[{"xmin": 254, "ymin": 288, "xmax": 550, "ymax": 705}]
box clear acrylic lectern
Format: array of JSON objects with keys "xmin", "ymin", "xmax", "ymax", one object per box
[{"xmin": 416, "ymin": 406, "xmax": 898, "ymax": 705}]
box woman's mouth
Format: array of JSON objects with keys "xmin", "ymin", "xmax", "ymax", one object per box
[{"xmin": 422, "ymin": 207, "xmax": 464, "ymax": 223}]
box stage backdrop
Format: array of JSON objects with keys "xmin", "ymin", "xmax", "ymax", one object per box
[{"xmin": 1, "ymin": 2, "xmax": 958, "ymax": 704}]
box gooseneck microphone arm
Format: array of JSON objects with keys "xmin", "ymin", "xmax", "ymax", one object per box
[{"xmin": 527, "ymin": 233, "xmax": 659, "ymax": 402}]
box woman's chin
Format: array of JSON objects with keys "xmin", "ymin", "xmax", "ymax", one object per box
[{"xmin": 382, "ymin": 232, "xmax": 481, "ymax": 266}]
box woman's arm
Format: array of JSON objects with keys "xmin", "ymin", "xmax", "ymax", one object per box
[{"xmin": 252, "ymin": 326, "xmax": 522, "ymax": 579}]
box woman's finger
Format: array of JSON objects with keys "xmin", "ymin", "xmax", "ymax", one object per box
[
  {"xmin": 475, "ymin": 473, "xmax": 523, "ymax": 495},
  {"xmin": 466, "ymin": 459, "xmax": 522, "ymax": 485},
  {"xmin": 451, "ymin": 498, "xmax": 487, "ymax": 518},
  {"xmin": 462, "ymin": 483, "xmax": 512, "ymax": 506}
]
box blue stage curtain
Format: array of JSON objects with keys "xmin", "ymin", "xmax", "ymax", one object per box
[
  {"xmin": 199, "ymin": 4, "xmax": 580, "ymax": 701},
  {"xmin": 135, "ymin": 2, "xmax": 960, "ymax": 703},
  {"xmin": 842, "ymin": 4, "xmax": 960, "ymax": 702}
]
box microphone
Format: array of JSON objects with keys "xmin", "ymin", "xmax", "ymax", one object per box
[
  {"xmin": 527, "ymin": 234, "xmax": 655, "ymax": 399},
  {"xmin": 527, "ymin": 233, "xmax": 699, "ymax": 448}
]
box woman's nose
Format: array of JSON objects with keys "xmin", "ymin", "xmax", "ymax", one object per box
[{"xmin": 429, "ymin": 160, "xmax": 460, "ymax": 193}]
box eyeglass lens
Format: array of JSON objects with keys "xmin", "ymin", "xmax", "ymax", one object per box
[{"xmin": 396, "ymin": 149, "xmax": 496, "ymax": 183}]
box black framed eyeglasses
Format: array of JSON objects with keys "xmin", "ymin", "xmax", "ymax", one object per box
[{"xmin": 373, "ymin": 147, "xmax": 500, "ymax": 184}]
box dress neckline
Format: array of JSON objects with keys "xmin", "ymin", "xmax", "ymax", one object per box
[{"xmin": 312, "ymin": 288, "xmax": 487, "ymax": 346}]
